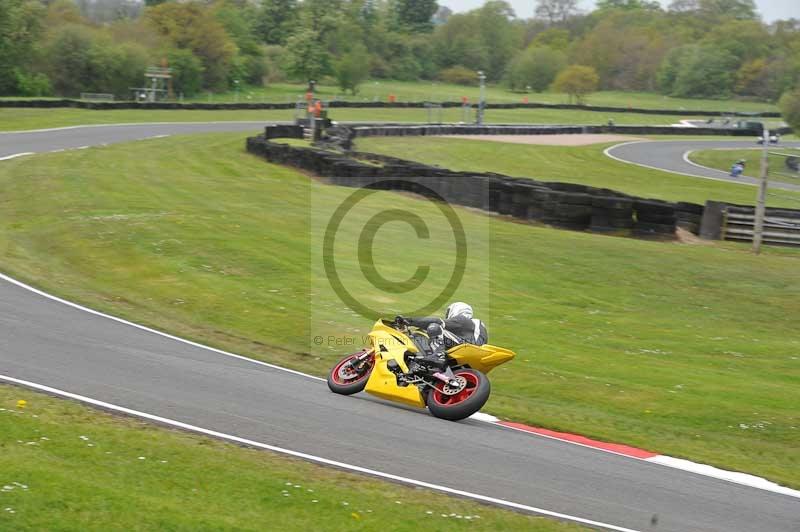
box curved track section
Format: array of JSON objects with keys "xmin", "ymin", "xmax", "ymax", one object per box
[
  {"xmin": 0, "ymin": 122, "xmax": 273, "ymax": 158},
  {"xmin": 606, "ymin": 140, "xmax": 800, "ymax": 192},
  {"xmin": 1, "ymin": 123, "xmax": 799, "ymax": 531}
]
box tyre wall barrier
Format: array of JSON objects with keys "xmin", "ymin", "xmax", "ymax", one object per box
[
  {"xmin": 349, "ymin": 124, "xmax": 764, "ymax": 138},
  {"xmin": 248, "ymin": 126, "xmax": 695, "ymax": 241},
  {"xmin": 0, "ymin": 98, "xmax": 781, "ymax": 118}
]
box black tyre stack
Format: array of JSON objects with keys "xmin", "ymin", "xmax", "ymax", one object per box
[
  {"xmin": 633, "ymin": 199, "xmax": 678, "ymax": 238},
  {"xmin": 545, "ymin": 192, "xmax": 593, "ymax": 230},
  {"xmin": 590, "ymin": 196, "xmax": 635, "ymax": 234},
  {"xmin": 675, "ymin": 202, "xmax": 704, "ymax": 235}
]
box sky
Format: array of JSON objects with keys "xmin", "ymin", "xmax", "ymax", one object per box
[{"xmin": 438, "ymin": 0, "xmax": 798, "ymax": 23}]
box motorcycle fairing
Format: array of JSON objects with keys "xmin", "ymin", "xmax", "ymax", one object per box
[{"xmin": 363, "ymin": 320, "xmax": 427, "ymax": 408}]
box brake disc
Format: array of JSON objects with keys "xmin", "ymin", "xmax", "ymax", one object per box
[
  {"xmin": 440, "ymin": 376, "xmax": 466, "ymax": 395},
  {"xmin": 338, "ymin": 363, "xmax": 359, "ymax": 380}
]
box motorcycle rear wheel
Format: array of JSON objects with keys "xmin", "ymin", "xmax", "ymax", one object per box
[
  {"xmin": 426, "ymin": 369, "xmax": 491, "ymax": 421},
  {"xmin": 327, "ymin": 351, "xmax": 375, "ymax": 395}
]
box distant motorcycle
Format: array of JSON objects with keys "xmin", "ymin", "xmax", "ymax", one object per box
[{"xmin": 327, "ymin": 318, "xmax": 515, "ymax": 421}]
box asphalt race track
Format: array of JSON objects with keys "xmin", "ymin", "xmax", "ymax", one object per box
[
  {"xmin": 0, "ymin": 122, "xmax": 272, "ymax": 159},
  {"xmin": 606, "ymin": 139, "xmax": 800, "ymax": 192},
  {"xmin": 1, "ymin": 123, "xmax": 800, "ymax": 531}
]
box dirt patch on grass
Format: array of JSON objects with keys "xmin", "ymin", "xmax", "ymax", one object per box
[{"xmin": 445, "ymin": 134, "xmax": 646, "ymax": 146}]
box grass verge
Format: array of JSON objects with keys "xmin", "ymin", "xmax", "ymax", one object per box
[
  {"xmin": 0, "ymin": 107, "xmax": 709, "ymax": 132},
  {"xmin": 0, "ymin": 384, "xmax": 571, "ymax": 530},
  {"xmin": 355, "ymin": 136, "xmax": 800, "ymax": 207},
  {"xmin": 0, "ymin": 133, "xmax": 798, "ymax": 488},
  {"xmin": 52, "ymin": 82, "xmax": 777, "ymax": 112},
  {"xmin": 689, "ymin": 148, "xmax": 800, "ymax": 189}
]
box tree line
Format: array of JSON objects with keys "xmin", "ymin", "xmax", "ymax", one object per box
[{"xmin": 0, "ymin": 0, "xmax": 798, "ymax": 105}]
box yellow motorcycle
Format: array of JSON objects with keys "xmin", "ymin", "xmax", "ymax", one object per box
[{"xmin": 327, "ymin": 318, "xmax": 515, "ymax": 421}]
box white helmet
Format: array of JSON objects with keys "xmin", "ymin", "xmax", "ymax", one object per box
[{"xmin": 445, "ymin": 302, "xmax": 473, "ymax": 319}]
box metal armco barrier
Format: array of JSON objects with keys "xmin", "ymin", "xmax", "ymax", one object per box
[{"xmin": 700, "ymin": 201, "xmax": 800, "ymax": 247}]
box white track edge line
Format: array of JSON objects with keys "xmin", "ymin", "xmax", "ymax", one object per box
[
  {"xmin": 0, "ymin": 272, "xmax": 324, "ymax": 383},
  {"xmin": 2, "ymin": 269, "xmax": 799, "ymax": 499},
  {"xmin": 0, "ymin": 121, "xmax": 275, "ymax": 135},
  {"xmin": 489, "ymin": 419, "xmax": 800, "ymax": 499},
  {"xmin": 681, "ymin": 149, "xmax": 758, "ymax": 180},
  {"xmin": 0, "ymin": 152, "xmax": 34, "ymax": 161},
  {"xmin": 2, "ymin": 144, "xmax": 797, "ymax": 499},
  {"xmin": 602, "ymin": 141, "xmax": 759, "ymax": 186},
  {"xmin": 645, "ymin": 456, "xmax": 800, "ymax": 499},
  {"xmin": 0, "ymin": 373, "xmax": 640, "ymax": 532}
]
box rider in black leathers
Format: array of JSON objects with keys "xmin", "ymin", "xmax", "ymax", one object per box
[{"xmin": 397, "ymin": 302, "xmax": 488, "ymax": 369}]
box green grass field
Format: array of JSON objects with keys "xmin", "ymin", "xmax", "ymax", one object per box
[
  {"xmin": 116, "ymin": 81, "xmax": 779, "ymax": 113},
  {"xmin": 1, "ymin": 133, "xmax": 798, "ymax": 489},
  {"xmin": 0, "ymin": 106, "xmax": 711, "ymax": 132},
  {"xmin": 355, "ymin": 136, "xmax": 800, "ymax": 208},
  {"xmin": 0, "ymin": 385, "xmax": 571, "ymax": 531},
  {"xmin": 1, "ymin": 81, "xmax": 778, "ymax": 113},
  {"xmin": 689, "ymin": 148, "xmax": 800, "ymax": 185}
]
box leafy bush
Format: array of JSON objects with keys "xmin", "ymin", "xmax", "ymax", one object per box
[
  {"xmin": 779, "ymin": 88, "xmax": 800, "ymax": 132},
  {"xmin": 335, "ymin": 44, "xmax": 371, "ymax": 95},
  {"xmin": 506, "ymin": 46, "xmax": 566, "ymax": 92},
  {"xmin": 167, "ymin": 49, "xmax": 204, "ymax": 97},
  {"xmin": 438, "ymin": 65, "xmax": 478, "ymax": 86},
  {"xmin": 551, "ymin": 65, "xmax": 599, "ymax": 104},
  {"xmin": 14, "ymin": 70, "xmax": 52, "ymax": 96},
  {"xmin": 658, "ymin": 44, "xmax": 738, "ymax": 99}
]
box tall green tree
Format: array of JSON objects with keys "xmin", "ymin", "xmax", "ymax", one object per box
[
  {"xmin": 664, "ymin": 44, "xmax": 738, "ymax": 98},
  {"xmin": 393, "ymin": 0, "xmax": 438, "ymax": 33},
  {"xmin": 255, "ymin": 0, "xmax": 297, "ymax": 45},
  {"xmin": 283, "ymin": 28, "xmax": 331, "ymax": 81},
  {"xmin": 506, "ymin": 46, "xmax": 566, "ymax": 92},
  {"xmin": 167, "ymin": 48, "xmax": 204, "ymax": 96},
  {"xmin": 146, "ymin": 2, "xmax": 237, "ymax": 90},
  {"xmin": 596, "ymin": 0, "xmax": 661, "ymax": 10},
  {"xmin": 476, "ymin": 1, "xmax": 518, "ymax": 81},
  {"xmin": 779, "ymin": 88, "xmax": 800, "ymax": 132},
  {"xmin": 0, "ymin": 0, "xmax": 44, "ymax": 95},
  {"xmin": 534, "ymin": 0, "xmax": 579, "ymax": 25},
  {"xmin": 43, "ymin": 25, "xmax": 93, "ymax": 95},
  {"xmin": 668, "ymin": 0, "xmax": 756, "ymax": 21},
  {"xmin": 335, "ymin": 43, "xmax": 370, "ymax": 94}
]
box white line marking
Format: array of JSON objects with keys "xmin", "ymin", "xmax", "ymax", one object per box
[
  {"xmin": 0, "ymin": 373, "xmax": 641, "ymax": 532},
  {"xmin": 681, "ymin": 150, "xmax": 765, "ymax": 184},
  {"xmin": 0, "ymin": 271, "xmax": 324, "ymax": 383},
  {"xmin": 2, "ymin": 139, "xmax": 798, "ymax": 501},
  {"xmin": 603, "ymin": 141, "xmax": 760, "ymax": 186},
  {"xmin": 0, "ymin": 152, "xmax": 34, "ymax": 161},
  {"xmin": 0, "ymin": 121, "xmax": 276, "ymax": 135},
  {"xmin": 646, "ymin": 456, "xmax": 800, "ymax": 499},
  {"xmin": 491, "ymin": 422, "xmax": 800, "ymax": 499},
  {"xmin": 2, "ymin": 270, "xmax": 799, "ymax": 499}
]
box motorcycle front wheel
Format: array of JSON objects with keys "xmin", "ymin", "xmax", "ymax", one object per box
[
  {"xmin": 426, "ymin": 369, "xmax": 491, "ymax": 421},
  {"xmin": 327, "ymin": 351, "xmax": 375, "ymax": 395}
]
